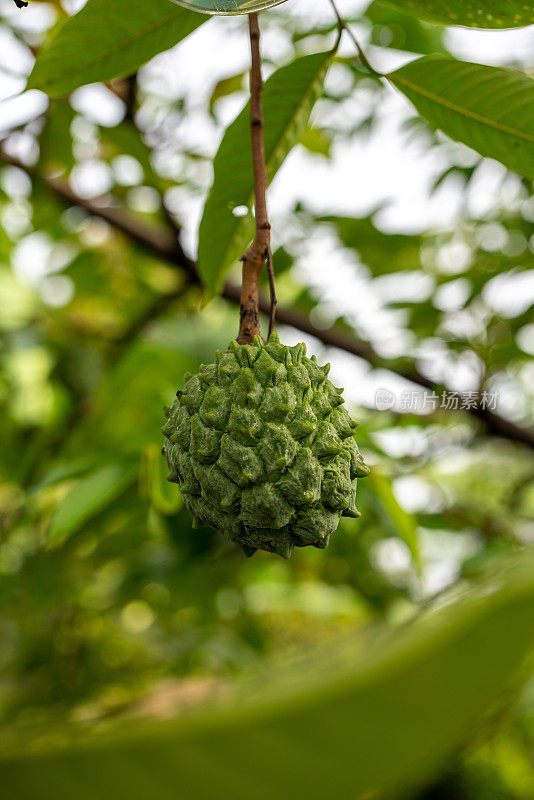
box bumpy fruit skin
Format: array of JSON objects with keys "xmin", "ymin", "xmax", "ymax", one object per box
[{"xmin": 162, "ymin": 332, "xmax": 369, "ymax": 558}]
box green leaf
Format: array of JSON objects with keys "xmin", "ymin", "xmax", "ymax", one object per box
[
  {"xmin": 198, "ymin": 50, "xmax": 333, "ymax": 294},
  {"xmin": 300, "ymin": 126, "xmax": 332, "ymax": 158},
  {"xmin": 28, "ymin": 0, "xmax": 204, "ymax": 98},
  {"xmin": 141, "ymin": 445, "xmax": 183, "ymax": 515},
  {"xmin": 1, "ymin": 550, "xmax": 533, "ymax": 798},
  {"xmin": 379, "ymin": 0, "xmax": 534, "ymax": 28},
  {"xmin": 389, "ymin": 56, "xmax": 534, "ymax": 180},
  {"xmin": 46, "ymin": 463, "xmax": 137, "ymax": 547},
  {"xmin": 368, "ymin": 470, "xmax": 421, "ymax": 568},
  {"xmin": 209, "ymin": 72, "xmax": 246, "ymax": 117},
  {"xmin": 319, "ymin": 213, "xmax": 423, "ymax": 275},
  {"xmin": 101, "ymin": 122, "xmax": 165, "ymax": 191},
  {"xmin": 30, "ymin": 458, "xmax": 96, "ymax": 493},
  {"xmin": 367, "ymin": 2, "xmax": 447, "ymax": 55},
  {"xmin": 39, "ymin": 101, "xmax": 76, "ymax": 171}
]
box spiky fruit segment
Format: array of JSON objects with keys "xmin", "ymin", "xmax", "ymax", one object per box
[{"xmin": 162, "ymin": 332, "xmax": 369, "ymax": 558}]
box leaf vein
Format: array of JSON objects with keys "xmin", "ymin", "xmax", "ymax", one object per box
[{"xmin": 390, "ymin": 72, "xmax": 534, "ymax": 144}]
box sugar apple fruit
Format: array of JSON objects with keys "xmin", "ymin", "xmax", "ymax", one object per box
[{"xmin": 162, "ymin": 332, "xmax": 369, "ymax": 558}]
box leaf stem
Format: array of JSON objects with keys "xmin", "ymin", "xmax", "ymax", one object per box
[
  {"xmin": 327, "ymin": 0, "xmax": 382, "ymax": 78},
  {"xmin": 237, "ymin": 12, "xmax": 272, "ymax": 344}
]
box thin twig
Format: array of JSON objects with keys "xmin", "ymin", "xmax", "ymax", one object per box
[
  {"xmin": 266, "ymin": 246, "xmax": 277, "ymax": 336},
  {"xmin": 237, "ymin": 12, "xmax": 271, "ymax": 344},
  {"xmin": 327, "ymin": 0, "xmax": 382, "ymax": 78}
]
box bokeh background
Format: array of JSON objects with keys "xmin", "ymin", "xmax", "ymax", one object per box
[{"xmin": 0, "ymin": 0, "xmax": 533, "ymax": 796}]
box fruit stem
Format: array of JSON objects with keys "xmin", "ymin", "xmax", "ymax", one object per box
[{"xmin": 237, "ymin": 12, "xmax": 272, "ymax": 344}]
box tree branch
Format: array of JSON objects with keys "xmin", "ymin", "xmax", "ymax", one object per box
[
  {"xmin": 1, "ymin": 146, "xmax": 532, "ymax": 450},
  {"xmin": 237, "ymin": 13, "xmax": 272, "ymax": 344}
]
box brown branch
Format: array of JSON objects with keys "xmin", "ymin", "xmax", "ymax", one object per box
[
  {"xmin": 109, "ymin": 74, "xmax": 138, "ymax": 123},
  {"xmin": 32, "ymin": 166, "xmax": 197, "ymax": 281},
  {"xmin": 237, "ymin": 13, "xmax": 271, "ymax": 344},
  {"xmin": 1, "ymin": 146, "xmax": 533, "ymax": 450}
]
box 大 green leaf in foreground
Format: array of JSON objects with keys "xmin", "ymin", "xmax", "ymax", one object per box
[
  {"xmin": 198, "ymin": 50, "xmax": 333, "ymax": 294},
  {"xmin": 28, "ymin": 0, "xmax": 204, "ymax": 98},
  {"xmin": 379, "ymin": 0, "xmax": 534, "ymax": 29},
  {"xmin": 46, "ymin": 463, "xmax": 137, "ymax": 547},
  {"xmin": 1, "ymin": 549, "xmax": 533, "ymax": 799},
  {"xmin": 389, "ymin": 56, "xmax": 534, "ymax": 180}
]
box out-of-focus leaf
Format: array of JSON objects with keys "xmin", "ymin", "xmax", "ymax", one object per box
[
  {"xmin": 389, "ymin": 57, "xmax": 534, "ymax": 180},
  {"xmin": 379, "ymin": 0, "xmax": 534, "ymax": 28},
  {"xmin": 39, "ymin": 101, "xmax": 76, "ymax": 171},
  {"xmin": 31, "ymin": 458, "xmax": 96, "ymax": 493},
  {"xmin": 300, "ymin": 127, "xmax": 332, "ymax": 157},
  {"xmin": 101, "ymin": 123, "xmax": 165, "ymax": 191},
  {"xmin": 46, "ymin": 463, "xmax": 137, "ymax": 547},
  {"xmin": 198, "ymin": 50, "xmax": 333, "ymax": 294},
  {"xmin": 28, "ymin": 0, "xmax": 204, "ymax": 97},
  {"xmin": 368, "ymin": 470, "xmax": 420, "ymax": 567},
  {"xmin": 59, "ymin": 313, "xmax": 237, "ymax": 461},
  {"xmin": 141, "ymin": 444, "xmax": 183, "ymax": 515},
  {"xmin": 260, "ymin": 246, "xmax": 294, "ymax": 285},
  {"xmin": 430, "ymin": 163, "xmax": 479, "ymax": 193},
  {"xmin": 366, "ymin": 2, "xmax": 446, "ymax": 55},
  {"xmin": 1, "ymin": 550, "xmax": 533, "ymax": 799},
  {"xmin": 0, "ymin": 268, "xmax": 35, "ymax": 330},
  {"xmin": 319, "ymin": 214, "xmax": 423, "ymax": 275},
  {"xmin": 399, "ymin": 300, "xmax": 441, "ymax": 338},
  {"xmin": 209, "ymin": 72, "xmax": 245, "ymax": 117}
]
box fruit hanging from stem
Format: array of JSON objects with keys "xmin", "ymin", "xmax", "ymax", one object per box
[
  {"xmin": 162, "ymin": 12, "xmax": 368, "ymax": 556},
  {"xmin": 163, "ymin": 333, "xmax": 369, "ymax": 557}
]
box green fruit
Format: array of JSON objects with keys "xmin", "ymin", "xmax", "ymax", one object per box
[{"xmin": 162, "ymin": 332, "xmax": 369, "ymax": 558}]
